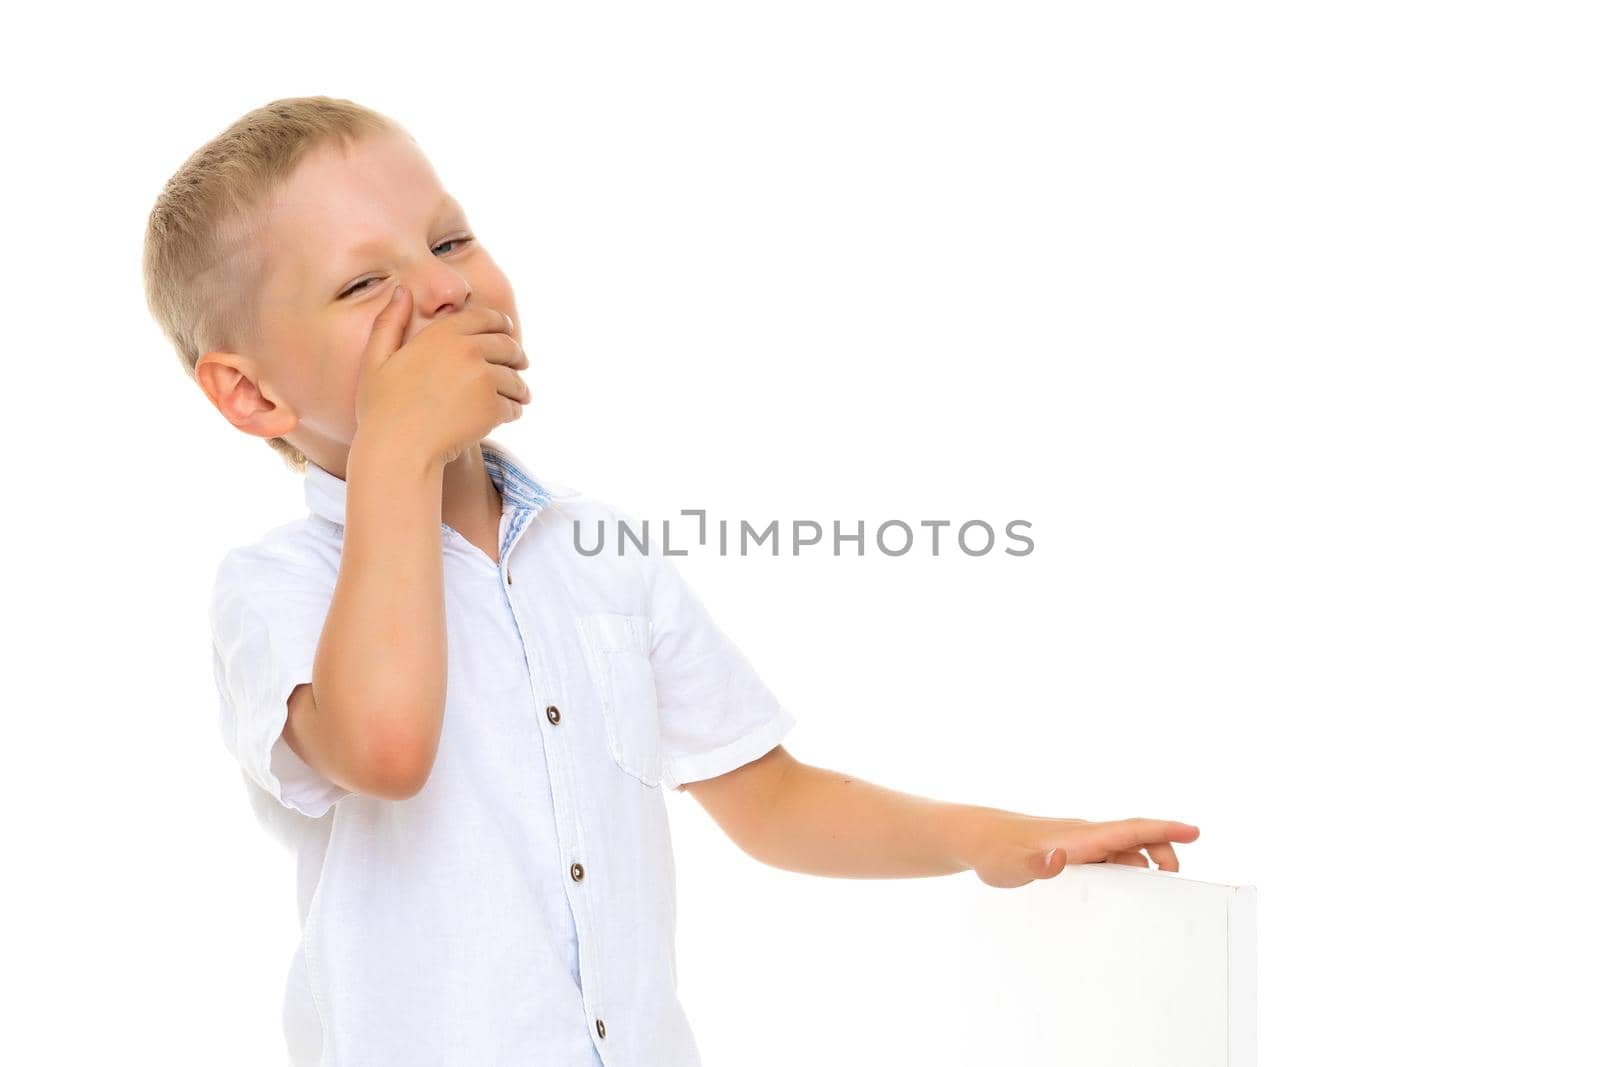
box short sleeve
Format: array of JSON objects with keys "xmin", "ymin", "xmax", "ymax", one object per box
[
  {"xmin": 209, "ymin": 542, "xmax": 356, "ymax": 818},
  {"xmin": 641, "ymin": 547, "xmax": 797, "ymax": 790}
]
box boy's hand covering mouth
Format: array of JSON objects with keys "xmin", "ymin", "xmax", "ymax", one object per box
[{"xmin": 352, "ymin": 284, "xmax": 531, "ymax": 468}]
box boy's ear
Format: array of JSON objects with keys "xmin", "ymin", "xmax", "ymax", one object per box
[{"xmin": 196, "ymin": 352, "xmax": 300, "ymax": 440}]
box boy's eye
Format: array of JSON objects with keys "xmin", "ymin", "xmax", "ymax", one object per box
[{"xmin": 337, "ymin": 236, "xmax": 476, "ymax": 299}]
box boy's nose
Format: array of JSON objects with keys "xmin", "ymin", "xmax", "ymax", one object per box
[{"xmin": 405, "ymin": 273, "xmax": 471, "ymax": 320}]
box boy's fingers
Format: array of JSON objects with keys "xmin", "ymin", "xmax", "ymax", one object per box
[
  {"xmin": 362, "ymin": 290, "xmax": 516, "ymax": 375},
  {"xmin": 1124, "ymin": 819, "xmax": 1199, "ymax": 846},
  {"xmin": 1089, "ymin": 819, "xmax": 1197, "ymax": 858},
  {"xmin": 479, "ymin": 332, "xmax": 528, "ymax": 369},
  {"xmin": 440, "ymin": 304, "xmax": 516, "ymax": 338},
  {"xmin": 364, "ymin": 284, "xmax": 412, "ymax": 367}
]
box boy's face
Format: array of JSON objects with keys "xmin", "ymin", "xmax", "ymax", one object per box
[{"xmin": 205, "ymin": 130, "xmax": 522, "ymax": 467}]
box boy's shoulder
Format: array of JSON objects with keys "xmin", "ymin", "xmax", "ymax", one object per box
[
  {"xmin": 535, "ymin": 489, "xmax": 631, "ymax": 528},
  {"xmin": 211, "ymin": 516, "xmax": 344, "ymax": 604}
]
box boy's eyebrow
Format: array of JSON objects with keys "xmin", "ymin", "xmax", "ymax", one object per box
[{"xmin": 328, "ymin": 192, "xmax": 465, "ymax": 268}]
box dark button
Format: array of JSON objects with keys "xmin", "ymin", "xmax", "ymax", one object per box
[
  {"xmin": 506, "ymin": 566, "xmax": 513, "ymax": 585},
  {"xmin": 596, "ymin": 1018, "xmax": 606, "ymax": 1039},
  {"xmin": 546, "ymin": 705, "xmax": 561, "ymax": 725},
  {"xmin": 570, "ymin": 862, "xmax": 585, "ymax": 882}
]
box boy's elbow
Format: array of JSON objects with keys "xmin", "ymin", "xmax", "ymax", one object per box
[
  {"xmin": 295, "ymin": 683, "xmax": 442, "ymax": 801},
  {"xmin": 322, "ymin": 695, "xmax": 440, "ymax": 801},
  {"xmin": 369, "ymin": 768, "xmax": 431, "ymax": 802},
  {"xmin": 361, "ymin": 722, "xmax": 439, "ymax": 800}
]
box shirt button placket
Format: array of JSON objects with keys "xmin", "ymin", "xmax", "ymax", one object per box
[
  {"xmin": 569, "ymin": 856, "xmax": 604, "ymax": 1046},
  {"xmin": 495, "ymin": 515, "xmax": 608, "ymax": 1055}
]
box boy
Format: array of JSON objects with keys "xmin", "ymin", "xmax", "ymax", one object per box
[{"xmin": 145, "ymin": 96, "xmax": 1199, "ymax": 1066}]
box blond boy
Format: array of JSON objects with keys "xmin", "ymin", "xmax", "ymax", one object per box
[{"xmin": 145, "ymin": 96, "xmax": 1199, "ymax": 1066}]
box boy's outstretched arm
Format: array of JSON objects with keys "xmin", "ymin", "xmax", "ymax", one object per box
[{"xmin": 682, "ymin": 747, "xmax": 1200, "ymax": 888}]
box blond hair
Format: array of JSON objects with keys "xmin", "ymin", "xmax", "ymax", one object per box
[{"xmin": 143, "ymin": 96, "xmax": 409, "ymax": 473}]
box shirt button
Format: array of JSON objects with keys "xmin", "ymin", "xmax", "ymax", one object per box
[
  {"xmin": 570, "ymin": 862, "xmax": 585, "ymax": 882},
  {"xmin": 596, "ymin": 1019, "xmax": 606, "ymax": 1039},
  {"xmin": 506, "ymin": 566, "xmax": 513, "ymax": 585},
  {"xmin": 546, "ymin": 705, "xmax": 561, "ymax": 725}
]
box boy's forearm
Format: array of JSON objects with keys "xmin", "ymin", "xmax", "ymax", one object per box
[
  {"xmin": 745, "ymin": 761, "xmax": 1000, "ymax": 879},
  {"xmin": 304, "ymin": 434, "xmax": 448, "ymax": 796}
]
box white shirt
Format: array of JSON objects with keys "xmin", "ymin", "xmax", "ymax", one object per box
[{"xmin": 208, "ymin": 437, "xmax": 797, "ymax": 1066}]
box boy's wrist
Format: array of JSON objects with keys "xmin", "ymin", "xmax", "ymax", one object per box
[
  {"xmin": 349, "ymin": 423, "xmax": 445, "ymax": 483},
  {"xmin": 942, "ymin": 804, "xmax": 1002, "ymax": 873}
]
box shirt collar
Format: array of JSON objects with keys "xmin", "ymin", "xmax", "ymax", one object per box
[{"xmin": 304, "ymin": 437, "xmax": 574, "ymax": 527}]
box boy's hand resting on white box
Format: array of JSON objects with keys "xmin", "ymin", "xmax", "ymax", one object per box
[
  {"xmin": 684, "ymin": 748, "xmax": 1200, "ymax": 886},
  {"xmin": 956, "ymin": 813, "xmax": 1201, "ymax": 889}
]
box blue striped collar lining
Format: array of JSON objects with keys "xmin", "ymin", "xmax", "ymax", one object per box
[{"xmin": 480, "ymin": 440, "xmax": 554, "ymax": 512}]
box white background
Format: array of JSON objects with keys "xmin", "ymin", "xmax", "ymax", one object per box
[{"xmin": 4, "ymin": 1, "xmax": 1595, "ymax": 1062}]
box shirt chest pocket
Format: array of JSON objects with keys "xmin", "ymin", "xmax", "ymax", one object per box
[{"xmin": 577, "ymin": 612, "xmax": 663, "ymax": 787}]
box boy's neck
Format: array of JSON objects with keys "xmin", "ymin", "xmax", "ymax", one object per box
[{"xmin": 439, "ymin": 443, "xmax": 506, "ymax": 553}]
